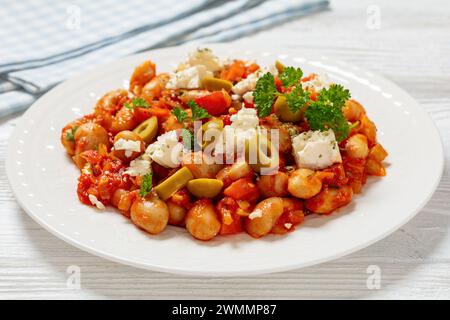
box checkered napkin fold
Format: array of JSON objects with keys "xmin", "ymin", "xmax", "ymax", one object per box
[{"xmin": 0, "ymin": 0, "xmax": 329, "ymax": 117}]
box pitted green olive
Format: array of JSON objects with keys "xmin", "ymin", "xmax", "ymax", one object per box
[
  {"xmin": 274, "ymin": 95, "xmax": 303, "ymax": 122},
  {"xmin": 199, "ymin": 118, "xmax": 224, "ymax": 149},
  {"xmin": 187, "ymin": 178, "xmax": 223, "ymax": 198},
  {"xmin": 201, "ymin": 77, "xmax": 233, "ymax": 92},
  {"xmin": 154, "ymin": 167, "xmax": 194, "ymax": 200},
  {"xmin": 245, "ymin": 133, "xmax": 279, "ymax": 174},
  {"xmin": 133, "ymin": 116, "xmax": 158, "ymax": 144},
  {"xmin": 275, "ymin": 60, "xmax": 285, "ymax": 73}
]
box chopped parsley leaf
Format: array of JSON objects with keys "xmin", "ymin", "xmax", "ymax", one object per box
[
  {"xmin": 139, "ymin": 172, "xmax": 153, "ymax": 197},
  {"xmin": 188, "ymin": 100, "xmax": 210, "ymax": 121},
  {"xmin": 171, "ymin": 107, "xmax": 189, "ymax": 123},
  {"xmin": 124, "ymin": 97, "xmax": 149, "ymax": 110},
  {"xmin": 305, "ymin": 84, "xmax": 351, "ymax": 142},
  {"xmin": 279, "ymin": 66, "xmax": 303, "ymax": 87}
]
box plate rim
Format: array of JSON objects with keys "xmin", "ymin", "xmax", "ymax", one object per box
[{"xmin": 6, "ymin": 43, "xmax": 445, "ymax": 276}]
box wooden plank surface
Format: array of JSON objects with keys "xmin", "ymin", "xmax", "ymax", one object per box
[{"xmin": 1, "ymin": 0, "xmax": 449, "ymax": 299}]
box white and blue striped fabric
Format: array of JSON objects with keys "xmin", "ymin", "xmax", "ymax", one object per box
[{"xmin": 0, "ymin": 0, "xmax": 329, "ymax": 118}]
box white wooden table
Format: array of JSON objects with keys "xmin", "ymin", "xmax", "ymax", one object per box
[{"xmin": 1, "ymin": 0, "xmax": 449, "ymax": 299}]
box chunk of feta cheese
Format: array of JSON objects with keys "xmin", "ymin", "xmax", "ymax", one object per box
[
  {"xmin": 231, "ymin": 71, "xmax": 260, "ymax": 95},
  {"xmin": 249, "ymin": 208, "xmax": 263, "ymax": 220},
  {"xmin": 187, "ymin": 48, "xmax": 222, "ymax": 72},
  {"xmin": 292, "ymin": 129, "xmax": 342, "ymax": 170},
  {"xmin": 114, "ymin": 139, "xmax": 142, "ymax": 158},
  {"xmin": 230, "ymin": 107, "xmax": 259, "ymax": 129},
  {"xmin": 302, "ymin": 73, "xmax": 332, "ymax": 91},
  {"xmin": 242, "ymin": 91, "xmax": 254, "ymax": 104},
  {"xmin": 124, "ymin": 154, "xmax": 152, "ymax": 176},
  {"xmin": 146, "ymin": 130, "xmax": 185, "ymax": 168},
  {"xmin": 214, "ymin": 107, "xmax": 261, "ymax": 159},
  {"xmin": 88, "ymin": 194, "xmax": 105, "ymax": 210},
  {"xmin": 231, "ymin": 61, "xmax": 279, "ymax": 96},
  {"xmin": 166, "ymin": 65, "xmax": 213, "ymax": 89}
]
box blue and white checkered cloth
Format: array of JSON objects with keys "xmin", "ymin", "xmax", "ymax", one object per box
[{"xmin": 0, "ymin": 0, "xmax": 329, "ymax": 118}]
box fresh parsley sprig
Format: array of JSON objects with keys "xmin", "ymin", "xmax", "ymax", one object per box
[
  {"xmin": 254, "ymin": 67, "xmax": 308, "ymax": 117},
  {"xmin": 139, "ymin": 172, "xmax": 153, "ymax": 197},
  {"xmin": 285, "ymin": 85, "xmax": 310, "ymax": 114},
  {"xmin": 279, "ymin": 66, "xmax": 303, "ymax": 87},
  {"xmin": 254, "ymin": 72, "xmax": 277, "ymax": 117},
  {"xmin": 124, "ymin": 97, "xmax": 149, "ymax": 110},
  {"xmin": 304, "ymin": 84, "xmax": 351, "ymax": 142}
]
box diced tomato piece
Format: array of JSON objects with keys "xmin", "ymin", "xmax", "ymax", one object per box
[
  {"xmin": 134, "ymin": 104, "xmax": 170, "ymax": 123},
  {"xmin": 274, "ymin": 77, "xmax": 283, "ymax": 92},
  {"xmin": 195, "ymin": 91, "xmax": 231, "ymax": 116},
  {"xmin": 343, "ymin": 157, "xmax": 366, "ymax": 194},
  {"xmin": 244, "ymin": 63, "xmax": 260, "ymax": 77},
  {"xmin": 220, "ymin": 61, "xmax": 246, "ymax": 82},
  {"xmin": 243, "ymin": 100, "xmax": 255, "ymax": 109},
  {"xmin": 223, "ymin": 178, "xmax": 260, "ymax": 202},
  {"xmin": 321, "ymin": 164, "xmax": 349, "ymax": 187},
  {"xmin": 272, "ymin": 198, "xmax": 304, "ymax": 234},
  {"xmin": 216, "ymin": 197, "xmax": 243, "ymax": 235},
  {"xmin": 221, "ymin": 114, "xmax": 232, "ymax": 126},
  {"xmin": 77, "ymin": 174, "xmax": 96, "ymax": 205}
]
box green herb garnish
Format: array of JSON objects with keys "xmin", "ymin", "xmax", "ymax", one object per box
[
  {"xmin": 65, "ymin": 126, "xmax": 78, "ymax": 142},
  {"xmin": 124, "ymin": 97, "xmax": 149, "ymax": 110},
  {"xmin": 253, "ymin": 72, "xmax": 277, "ymax": 117},
  {"xmin": 285, "ymin": 85, "xmax": 310, "ymax": 113},
  {"xmin": 304, "ymin": 84, "xmax": 351, "ymax": 142},
  {"xmin": 279, "ymin": 66, "xmax": 303, "ymax": 87},
  {"xmin": 139, "ymin": 172, "xmax": 153, "ymax": 197},
  {"xmin": 171, "ymin": 107, "xmax": 189, "ymax": 123},
  {"xmin": 254, "ymin": 67, "xmax": 308, "ymax": 117},
  {"xmin": 188, "ymin": 100, "xmax": 210, "ymax": 121}
]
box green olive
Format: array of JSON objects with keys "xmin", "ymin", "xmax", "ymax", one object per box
[
  {"xmin": 133, "ymin": 116, "xmax": 158, "ymax": 144},
  {"xmin": 274, "ymin": 95, "xmax": 303, "ymax": 122},
  {"xmin": 187, "ymin": 178, "xmax": 223, "ymax": 198},
  {"xmin": 201, "ymin": 77, "xmax": 233, "ymax": 92},
  {"xmin": 275, "ymin": 60, "xmax": 285, "ymax": 73},
  {"xmin": 198, "ymin": 118, "xmax": 224, "ymax": 149},
  {"xmin": 245, "ymin": 133, "xmax": 279, "ymax": 174},
  {"xmin": 154, "ymin": 167, "xmax": 194, "ymax": 200}
]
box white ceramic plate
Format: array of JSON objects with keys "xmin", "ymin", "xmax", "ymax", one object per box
[{"xmin": 6, "ymin": 44, "xmax": 444, "ymax": 276}]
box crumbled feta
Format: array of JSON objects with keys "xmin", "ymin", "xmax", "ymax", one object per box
[
  {"xmin": 231, "ymin": 72, "xmax": 260, "ymax": 95},
  {"xmin": 214, "ymin": 107, "xmax": 260, "ymax": 157},
  {"xmin": 187, "ymin": 48, "xmax": 222, "ymax": 72},
  {"xmin": 146, "ymin": 130, "xmax": 185, "ymax": 168},
  {"xmin": 242, "ymin": 91, "xmax": 254, "ymax": 104},
  {"xmin": 249, "ymin": 209, "xmax": 263, "ymax": 220},
  {"xmin": 88, "ymin": 194, "xmax": 105, "ymax": 210},
  {"xmin": 292, "ymin": 129, "xmax": 342, "ymax": 170},
  {"xmin": 231, "ymin": 94, "xmax": 240, "ymax": 101},
  {"xmin": 230, "ymin": 107, "xmax": 259, "ymax": 130},
  {"xmin": 166, "ymin": 65, "xmax": 213, "ymax": 89},
  {"xmin": 284, "ymin": 223, "xmax": 293, "ymax": 229},
  {"xmin": 124, "ymin": 154, "xmax": 152, "ymax": 176},
  {"xmin": 114, "ymin": 139, "xmax": 142, "ymax": 158},
  {"xmin": 302, "ymin": 73, "xmax": 332, "ymax": 91}
]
